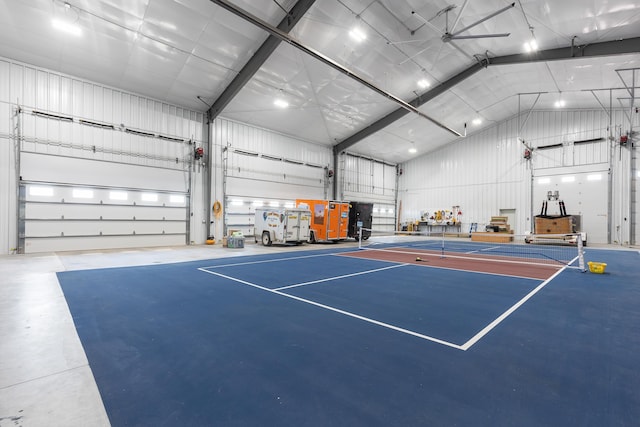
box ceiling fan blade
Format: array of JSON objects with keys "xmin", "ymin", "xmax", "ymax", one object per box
[
  {"xmin": 386, "ymin": 39, "xmax": 432, "ymax": 45},
  {"xmin": 449, "ymin": 33, "xmax": 511, "ymax": 40},
  {"xmin": 450, "ymin": 0, "xmax": 471, "ymax": 33},
  {"xmin": 451, "ymin": 2, "xmax": 515, "ymax": 37},
  {"xmin": 411, "ymin": 11, "xmax": 445, "ymax": 36}
]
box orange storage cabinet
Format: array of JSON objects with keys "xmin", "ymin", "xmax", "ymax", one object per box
[{"xmin": 296, "ymin": 199, "xmax": 350, "ymax": 242}]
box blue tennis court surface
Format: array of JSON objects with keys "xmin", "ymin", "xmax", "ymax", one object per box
[
  {"xmin": 58, "ymin": 247, "xmax": 640, "ymax": 426},
  {"xmin": 198, "ymin": 253, "xmax": 546, "ymax": 347}
]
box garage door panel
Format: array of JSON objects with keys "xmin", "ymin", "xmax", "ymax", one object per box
[
  {"xmin": 24, "ymin": 234, "xmax": 186, "ymax": 253},
  {"xmin": 25, "ymin": 203, "xmax": 186, "ymax": 221},
  {"xmin": 25, "ymin": 220, "xmax": 185, "ymax": 236}
]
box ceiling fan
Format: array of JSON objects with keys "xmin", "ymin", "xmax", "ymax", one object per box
[{"xmin": 412, "ymin": 2, "xmax": 515, "ymax": 43}]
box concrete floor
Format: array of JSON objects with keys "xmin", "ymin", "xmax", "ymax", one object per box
[
  {"xmin": 0, "ymin": 240, "xmax": 358, "ymax": 427},
  {"xmin": 0, "ymin": 238, "xmax": 634, "ymax": 426}
]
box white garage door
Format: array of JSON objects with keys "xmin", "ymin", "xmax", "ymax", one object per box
[{"xmin": 20, "ymin": 153, "xmax": 189, "ymax": 253}]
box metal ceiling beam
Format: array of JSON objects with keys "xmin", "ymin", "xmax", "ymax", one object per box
[
  {"xmin": 334, "ymin": 37, "xmax": 640, "ymax": 155},
  {"xmin": 206, "ymin": 0, "xmax": 316, "ymax": 122},
  {"xmin": 490, "ymin": 37, "xmax": 640, "ymax": 65},
  {"xmin": 209, "ymin": 0, "xmax": 463, "ymax": 137},
  {"xmin": 333, "ymin": 62, "xmax": 485, "ymax": 155}
]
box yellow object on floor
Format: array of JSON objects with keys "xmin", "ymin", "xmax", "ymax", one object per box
[{"xmin": 588, "ymin": 261, "xmax": 607, "ymax": 274}]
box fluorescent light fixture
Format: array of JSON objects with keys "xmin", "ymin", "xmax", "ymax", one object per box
[
  {"xmin": 52, "ymin": 18, "xmax": 82, "ymax": 36},
  {"xmin": 170, "ymin": 194, "xmax": 185, "ymax": 204},
  {"xmin": 29, "ymin": 186, "xmax": 54, "ymax": 197},
  {"xmin": 284, "ymin": 201, "xmax": 295, "ymax": 208},
  {"xmin": 252, "ymin": 200, "xmax": 264, "ymax": 207},
  {"xmin": 269, "ymin": 201, "xmax": 280, "ymax": 208},
  {"xmin": 587, "ymin": 174, "xmax": 602, "ymax": 181},
  {"xmin": 141, "ymin": 193, "xmax": 158, "ymax": 202},
  {"xmin": 109, "ymin": 191, "xmax": 128, "ymax": 201},
  {"xmin": 537, "ymin": 177, "xmax": 551, "ymax": 184},
  {"xmin": 472, "ymin": 118, "xmax": 482, "ymax": 125},
  {"xmin": 273, "ymin": 99, "xmax": 289, "ymax": 108},
  {"xmin": 373, "ymin": 207, "xmax": 379, "ymax": 213},
  {"xmin": 561, "ymin": 176, "xmax": 575, "ymax": 183},
  {"xmin": 231, "ymin": 199, "xmax": 243, "ymax": 206},
  {"xmin": 388, "ymin": 209, "xmax": 394, "ymax": 214},
  {"xmin": 72, "ymin": 188, "xmax": 93, "ymax": 198},
  {"xmin": 417, "ymin": 79, "xmax": 430, "ymax": 89},
  {"xmin": 554, "ymin": 99, "xmax": 566, "ymax": 108},
  {"xmin": 349, "ymin": 27, "xmax": 366, "ymax": 42}
]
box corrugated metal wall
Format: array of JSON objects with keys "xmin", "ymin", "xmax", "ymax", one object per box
[
  {"xmin": 211, "ymin": 118, "xmax": 332, "ymax": 237},
  {"xmin": 399, "ymin": 109, "xmax": 638, "ymax": 243},
  {"xmin": 340, "ymin": 153, "xmax": 397, "ymax": 231},
  {"xmin": 0, "ymin": 57, "xmax": 205, "ymax": 253}
]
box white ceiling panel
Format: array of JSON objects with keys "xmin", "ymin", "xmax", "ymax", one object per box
[{"xmin": 0, "ymin": 0, "xmax": 638, "ymax": 163}]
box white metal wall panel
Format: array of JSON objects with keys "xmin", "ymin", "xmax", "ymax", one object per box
[
  {"xmin": 211, "ymin": 118, "xmax": 332, "ymax": 238},
  {"xmin": 0, "ymin": 57, "xmax": 205, "ymax": 253},
  {"xmin": 398, "ymin": 109, "xmax": 624, "ymax": 237},
  {"xmin": 340, "ymin": 153, "xmax": 397, "ymax": 232}
]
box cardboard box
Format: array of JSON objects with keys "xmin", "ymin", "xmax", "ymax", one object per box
[{"xmin": 535, "ymin": 216, "xmax": 572, "ymax": 234}]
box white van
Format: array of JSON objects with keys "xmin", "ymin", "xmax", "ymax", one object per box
[{"xmin": 254, "ymin": 208, "xmax": 311, "ymax": 246}]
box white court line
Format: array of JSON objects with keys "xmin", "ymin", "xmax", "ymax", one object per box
[
  {"xmin": 460, "ymin": 255, "xmax": 577, "ymax": 351},
  {"xmin": 465, "ymin": 246, "xmax": 500, "ymax": 254},
  {"xmin": 199, "ymin": 252, "xmax": 343, "ymax": 269},
  {"xmin": 198, "ymin": 267, "xmax": 464, "ymax": 350},
  {"xmin": 274, "ymin": 263, "xmax": 409, "ymax": 291}
]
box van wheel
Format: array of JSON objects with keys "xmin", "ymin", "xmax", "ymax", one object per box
[{"xmin": 261, "ymin": 231, "xmax": 272, "ymax": 246}]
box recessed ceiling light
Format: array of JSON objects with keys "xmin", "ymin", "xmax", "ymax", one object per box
[
  {"xmin": 52, "ymin": 18, "xmax": 82, "ymax": 36},
  {"xmin": 472, "ymin": 118, "xmax": 482, "ymax": 125},
  {"xmin": 554, "ymin": 99, "xmax": 566, "ymax": 108},
  {"xmin": 349, "ymin": 27, "xmax": 366, "ymax": 42},
  {"xmin": 408, "ymin": 147, "xmax": 417, "ymax": 153},
  {"xmin": 273, "ymin": 99, "xmax": 289, "ymax": 108},
  {"xmin": 417, "ymin": 79, "xmax": 430, "ymax": 89},
  {"xmin": 523, "ymin": 39, "xmax": 538, "ymax": 53}
]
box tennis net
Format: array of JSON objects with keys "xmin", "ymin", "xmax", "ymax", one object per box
[{"xmin": 356, "ymin": 228, "xmax": 585, "ymax": 272}]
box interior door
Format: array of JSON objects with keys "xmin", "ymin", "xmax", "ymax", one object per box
[{"xmin": 286, "ymin": 211, "xmax": 300, "ymax": 241}]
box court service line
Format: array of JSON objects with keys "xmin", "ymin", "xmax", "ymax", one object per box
[
  {"xmin": 459, "ymin": 256, "xmax": 576, "ymax": 351},
  {"xmin": 200, "ymin": 252, "xmax": 346, "ymax": 269},
  {"xmin": 465, "ymin": 246, "xmax": 500, "ymax": 254},
  {"xmin": 274, "ymin": 263, "xmax": 410, "ymax": 291},
  {"xmin": 198, "ymin": 267, "xmax": 464, "ymax": 350}
]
